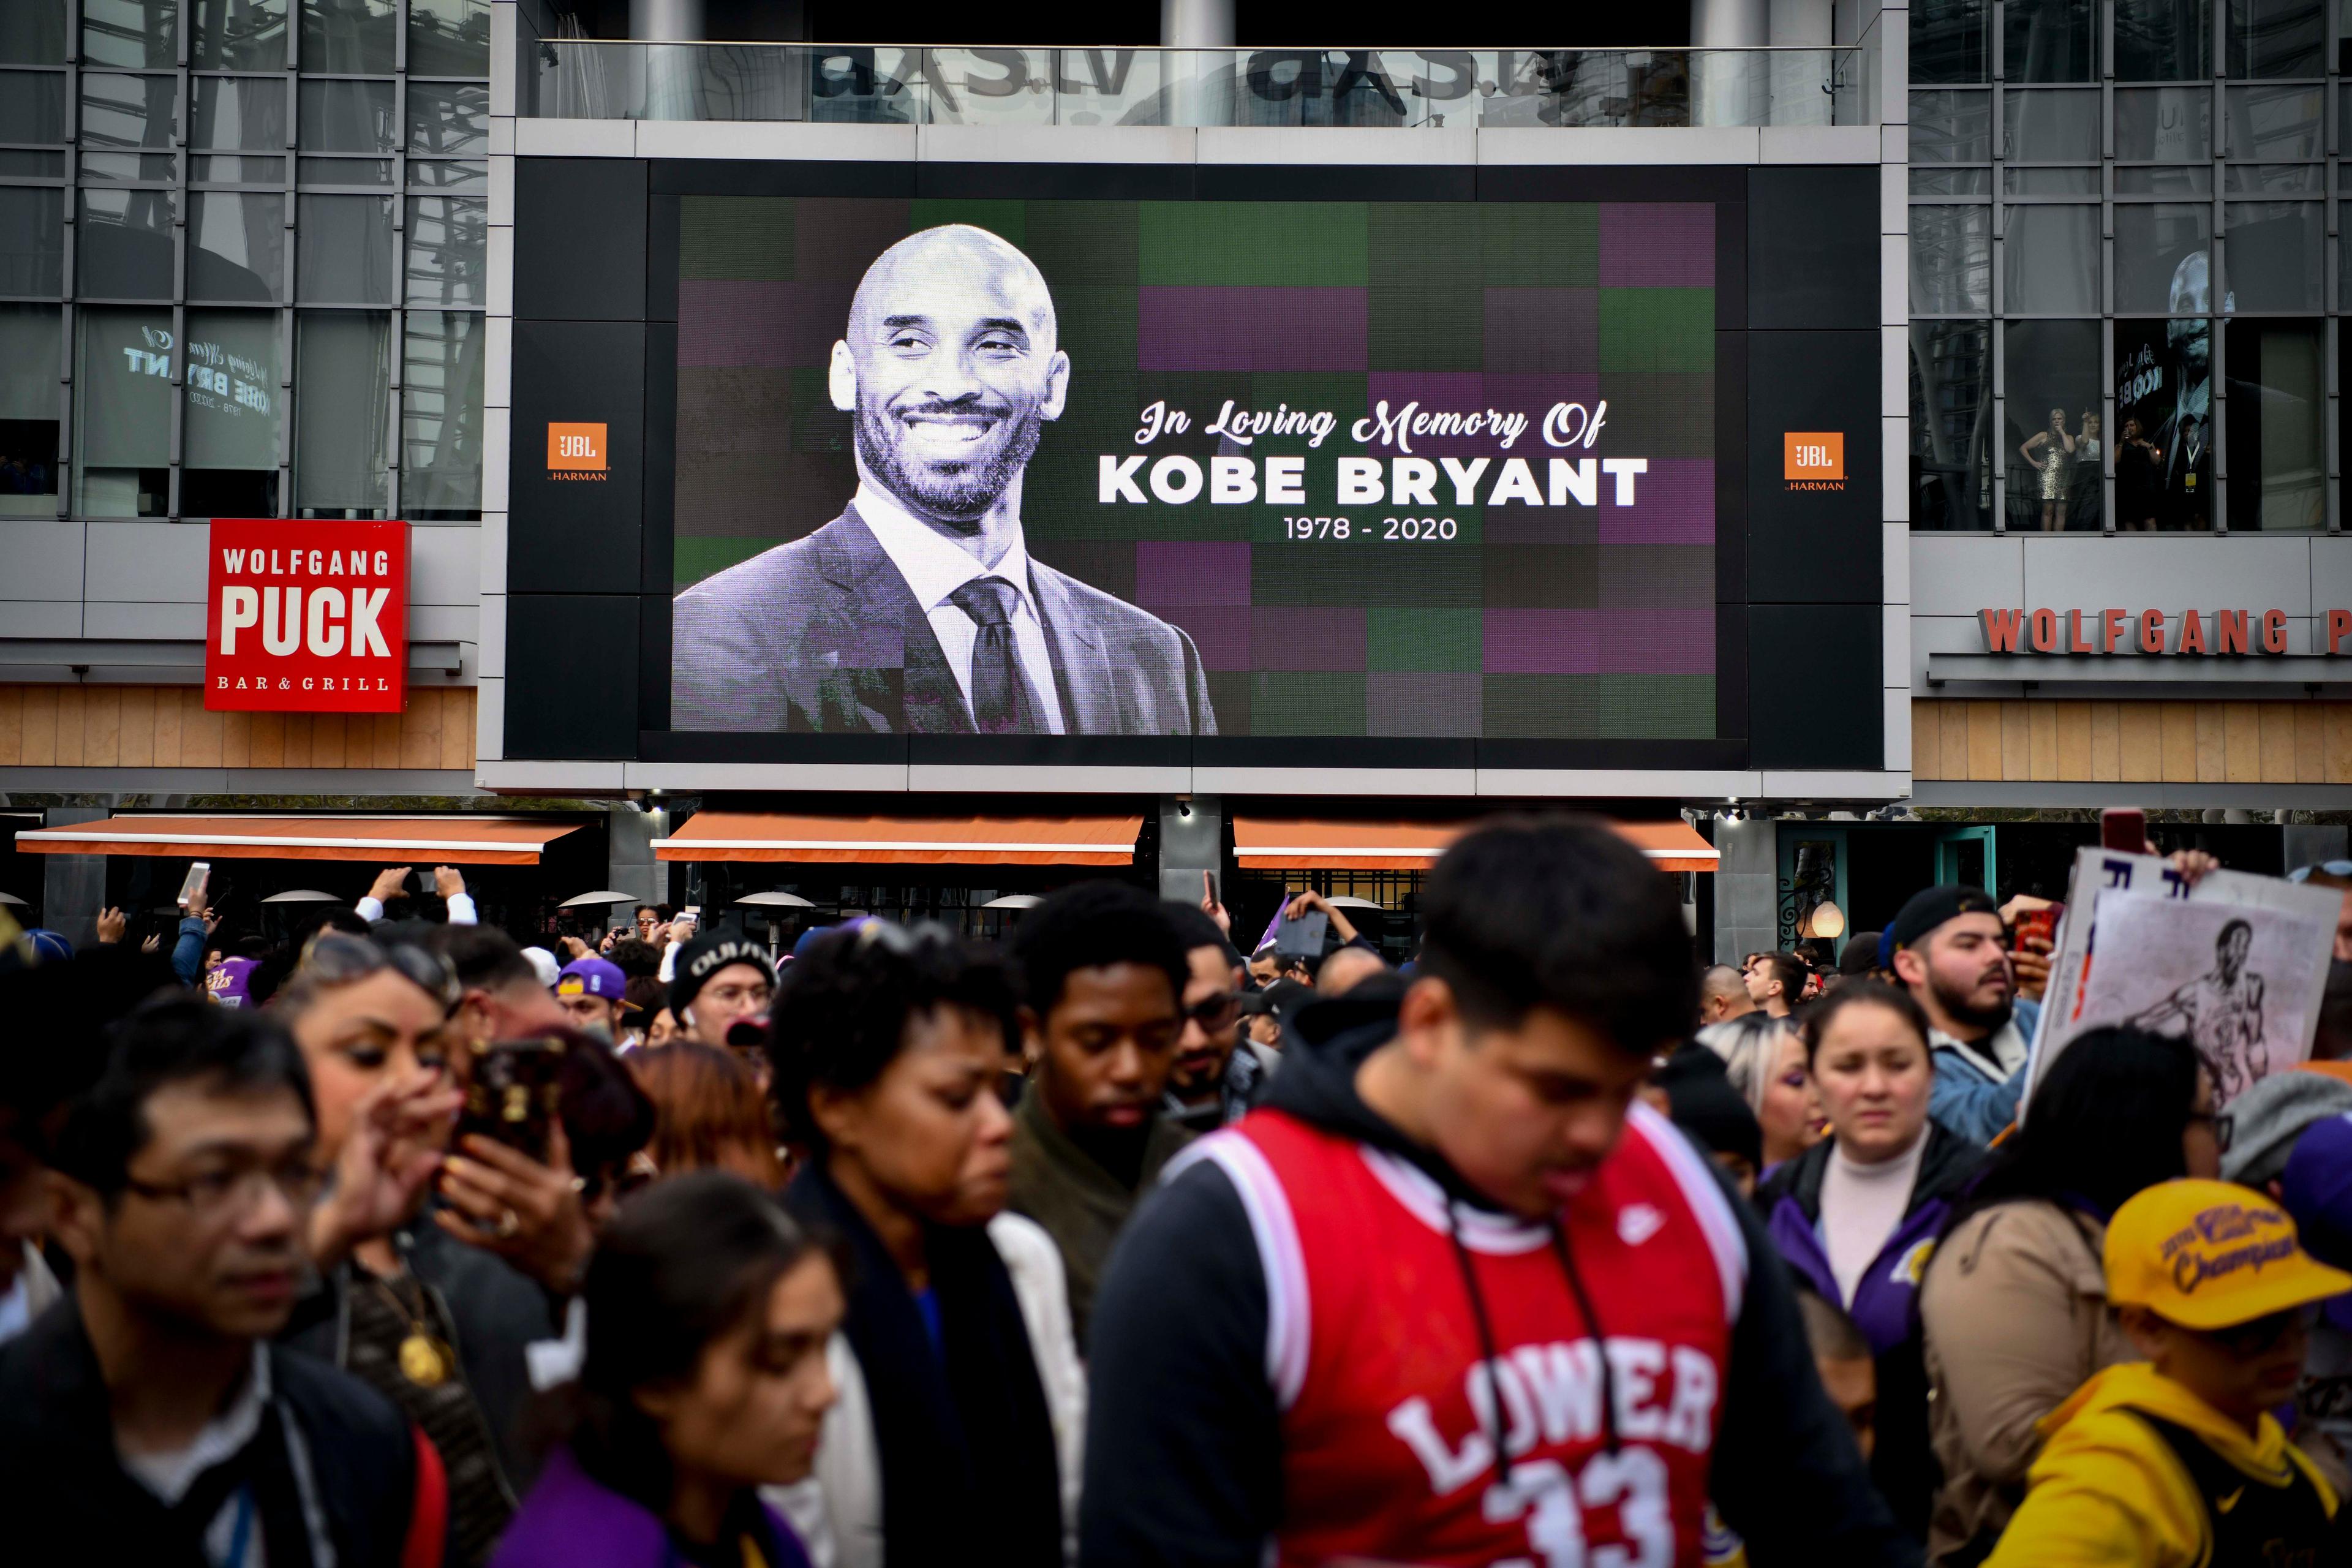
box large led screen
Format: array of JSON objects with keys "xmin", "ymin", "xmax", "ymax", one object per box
[{"xmin": 667, "ymin": 196, "xmax": 1717, "ymax": 740}]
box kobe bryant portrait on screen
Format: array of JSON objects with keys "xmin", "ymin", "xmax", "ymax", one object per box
[{"xmin": 670, "ymin": 224, "xmax": 1217, "ymax": 736}]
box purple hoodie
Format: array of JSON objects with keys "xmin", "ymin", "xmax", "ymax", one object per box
[{"xmin": 491, "ymin": 1445, "xmax": 814, "ymax": 1568}]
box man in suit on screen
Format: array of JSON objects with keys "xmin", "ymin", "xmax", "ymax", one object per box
[{"xmin": 671, "ymin": 224, "xmax": 1217, "ymax": 736}]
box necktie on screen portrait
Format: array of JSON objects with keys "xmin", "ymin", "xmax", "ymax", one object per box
[{"xmin": 948, "ymin": 576, "xmax": 1044, "ymax": 734}]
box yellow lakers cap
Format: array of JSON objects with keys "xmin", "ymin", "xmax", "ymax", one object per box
[{"xmin": 2105, "ymin": 1178, "xmax": 2352, "ymax": 1331}]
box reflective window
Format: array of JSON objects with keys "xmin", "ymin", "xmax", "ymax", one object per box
[
  {"xmin": 1910, "ymin": 320, "xmax": 1994, "ymax": 529},
  {"xmin": 404, "ymin": 195, "xmax": 486, "ymax": 307},
  {"xmin": 2006, "ymin": 0, "xmax": 2099, "ymax": 82},
  {"xmin": 2116, "ymin": 86, "xmax": 2214, "ymax": 160},
  {"xmin": 402, "ymin": 309, "xmax": 483, "ymax": 519},
  {"xmin": 300, "ymin": 0, "xmax": 397, "ymax": 74},
  {"xmin": 299, "ymin": 80, "xmax": 398, "ymax": 154},
  {"xmin": 2225, "ymin": 162, "xmax": 2325, "ymax": 190},
  {"xmin": 81, "ymin": 152, "xmax": 180, "ymax": 184},
  {"xmin": 1912, "ymin": 168, "xmax": 1994, "ymax": 195},
  {"xmin": 2003, "ymin": 205, "xmax": 2100, "ymax": 312},
  {"xmin": 1912, "ymin": 206, "xmax": 1993, "ymax": 313},
  {"xmin": 191, "ymin": 0, "xmax": 287, "ymax": 70},
  {"xmin": 1912, "ymin": 90, "xmax": 1993, "ymax": 162},
  {"xmin": 2114, "ymin": 318, "xmax": 2214, "ymax": 529},
  {"xmin": 407, "ymin": 160, "xmax": 487, "ymax": 190},
  {"xmin": 0, "ymin": 303, "xmax": 62, "ymax": 516},
  {"xmin": 2003, "ymin": 88, "xmax": 2100, "ymax": 160},
  {"xmin": 81, "ymin": 0, "xmax": 176, "ymax": 69},
  {"xmin": 2117, "ymin": 0, "xmax": 2213, "ymax": 78},
  {"xmin": 2116, "ymin": 205, "xmax": 2214, "ymax": 311},
  {"xmin": 407, "ymin": 0, "xmax": 490, "ymax": 77},
  {"xmin": 2228, "ymin": 0, "xmax": 2326, "ymax": 77},
  {"xmin": 181, "ymin": 310, "xmax": 282, "ymax": 517},
  {"xmin": 191, "ymin": 77, "xmax": 288, "ymax": 151},
  {"xmin": 2003, "ymin": 319, "xmax": 2103, "ymax": 529},
  {"xmin": 77, "ymin": 189, "xmax": 176, "ymax": 299},
  {"xmin": 0, "ymin": 2, "xmax": 68, "ymax": 64},
  {"xmin": 2224, "ymin": 320, "xmax": 2324, "ymax": 531},
  {"xmin": 297, "ymin": 195, "xmax": 398, "ymax": 303},
  {"xmin": 0, "ymin": 150, "xmax": 66, "ymax": 178},
  {"xmin": 0, "ymin": 71, "xmax": 67, "ymax": 143},
  {"xmin": 193, "ymin": 154, "xmax": 288, "ymax": 183},
  {"xmin": 74, "ymin": 306, "xmax": 171, "ymax": 516},
  {"xmin": 189, "ymin": 192, "xmax": 287, "ymax": 303},
  {"xmin": 2117, "ymin": 164, "xmax": 2214, "ymax": 193},
  {"xmin": 2006, "ymin": 167, "xmax": 2100, "ymax": 194},
  {"xmin": 407, "ymin": 82, "xmax": 489, "ymax": 156},
  {"xmin": 0, "ymin": 187, "xmax": 65, "ymax": 295},
  {"xmin": 2224, "ymin": 200, "xmax": 2324, "ymax": 309},
  {"xmin": 1913, "ymin": 0, "xmax": 1990, "ymax": 82},
  {"xmin": 2226, "ymin": 83, "xmax": 2324, "ymax": 158},
  {"xmin": 300, "ymin": 157, "xmax": 398, "ymax": 186},
  {"xmin": 81, "ymin": 74, "xmax": 178, "ymax": 159},
  {"xmin": 294, "ymin": 311, "xmax": 390, "ymax": 518}
]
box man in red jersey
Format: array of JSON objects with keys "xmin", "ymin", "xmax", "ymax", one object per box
[{"xmin": 1081, "ymin": 818, "xmax": 1914, "ymax": 1568}]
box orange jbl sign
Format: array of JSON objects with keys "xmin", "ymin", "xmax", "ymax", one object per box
[
  {"xmin": 1784, "ymin": 432, "xmax": 1844, "ymax": 480},
  {"xmin": 548, "ymin": 423, "xmax": 607, "ymax": 471}
]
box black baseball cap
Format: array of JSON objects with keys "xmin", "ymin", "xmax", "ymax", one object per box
[{"xmin": 1883, "ymin": 885, "xmax": 2000, "ymax": 965}]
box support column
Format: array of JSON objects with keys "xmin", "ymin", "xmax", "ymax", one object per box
[
  {"xmin": 1711, "ymin": 816, "xmax": 1779, "ymax": 966},
  {"xmin": 1159, "ymin": 0, "xmax": 1234, "ymax": 48},
  {"xmin": 42, "ymin": 805, "xmax": 110, "ymax": 950},
  {"xmin": 2284, "ymin": 823, "xmax": 2349, "ymax": 874},
  {"xmin": 630, "ymin": 0, "xmax": 707, "ymax": 121},
  {"xmin": 1690, "ymin": 0, "xmax": 1771, "ymax": 126},
  {"xmin": 1157, "ymin": 795, "xmax": 1224, "ymax": 909},
  {"xmin": 607, "ymin": 805, "xmax": 660, "ymax": 910}
]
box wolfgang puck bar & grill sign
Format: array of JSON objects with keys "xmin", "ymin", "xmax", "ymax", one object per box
[
  {"xmin": 1980, "ymin": 606, "xmax": 2352, "ymax": 657},
  {"xmin": 205, "ymin": 519, "xmax": 409, "ymax": 712}
]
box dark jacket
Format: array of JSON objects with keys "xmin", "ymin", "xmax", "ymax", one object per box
[
  {"xmin": 0, "ymin": 1298, "xmax": 437, "ymax": 1567},
  {"xmin": 669, "ymin": 504, "xmax": 1217, "ymax": 735},
  {"xmin": 1080, "ymin": 987, "xmax": 1919, "ymax": 1568},
  {"xmin": 1006, "ymin": 1084, "xmax": 1192, "ymax": 1346},
  {"xmin": 1758, "ymin": 1123, "xmax": 1985, "ymax": 1542},
  {"xmin": 282, "ymin": 1214, "xmax": 564, "ymax": 1494}
]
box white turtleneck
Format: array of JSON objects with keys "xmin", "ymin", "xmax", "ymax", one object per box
[{"xmin": 1820, "ymin": 1129, "xmax": 1928, "ymax": 1307}]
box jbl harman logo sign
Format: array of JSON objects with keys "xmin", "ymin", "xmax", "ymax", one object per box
[
  {"xmin": 548, "ymin": 422, "xmax": 608, "ymax": 480},
  {"xmin": 1784, "ymin": 432, "xmax": 1844, "ymax": 491}
]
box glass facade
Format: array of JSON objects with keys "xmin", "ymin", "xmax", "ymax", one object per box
[
  {"xmin": 0, "ymin": 0, "xmax": 486, "ymax": 522},
  {"xmin": 1910, "ymin": 0, "xmax": 2340, "ymax": 532}
]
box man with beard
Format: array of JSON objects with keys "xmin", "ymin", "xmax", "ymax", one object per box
[
  {"xmin": 1885, "ymin": 886, "xmax": 2040, "ymax": 1145},
  {"xmin": 1006, "ymin": 883, "xmax": 1193, "ymax": 1341},
  {"xmin": 671, "ymin": 224, "xmax": 1216, "ymax": 735},
  {"xmin": 1162, "ymin": 905, "xmax": 1276, "ymax": 1134}
]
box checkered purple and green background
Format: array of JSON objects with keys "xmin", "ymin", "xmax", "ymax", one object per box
[{"xmin": 673, "ymin": 196, "xmax": 1716, "ymax": 739}]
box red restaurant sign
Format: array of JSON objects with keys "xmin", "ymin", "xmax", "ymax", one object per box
[
  {"xmin": 205, "ymin": 519, "xmax": 409, "ymax": 712},
  {"xmin": 1979, "ymin": 606, "xmax": 2352, "ymax": 657}
]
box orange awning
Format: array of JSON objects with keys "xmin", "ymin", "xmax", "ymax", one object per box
[
  {"xmin": 14, "ymin": 815, "xmax": 581, "ymax": 865},
  {"xmin": 1232, "ymin": 818, "xmax": 1717, "ymax": 873},
  {"xmin": 653, "ymin": 812, "xmax": 1143, "ymax": 867}
]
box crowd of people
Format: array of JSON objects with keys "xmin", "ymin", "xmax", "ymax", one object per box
[{"xmin": 2, "ymin": 818, "xmax": 2351, "ymax": 1566}]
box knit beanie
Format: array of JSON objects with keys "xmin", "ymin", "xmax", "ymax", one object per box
[{"xmin": 669, "ymin": 929, "xmax": 777, "ymax": 1020}]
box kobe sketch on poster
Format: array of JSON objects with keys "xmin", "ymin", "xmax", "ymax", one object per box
[{"xmin": 669, "ymin": 224, "xmax": 1218, "ymax": 737}]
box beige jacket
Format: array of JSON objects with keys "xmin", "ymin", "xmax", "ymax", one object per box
[{"xmin": 1919, "ymin": 1199, "xmax": 2138, "ymax": 1563}]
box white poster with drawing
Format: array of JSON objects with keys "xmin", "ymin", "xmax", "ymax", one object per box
[{"xmin": 2025, "ymin": 847, "xmax": 2340, "ymax": 1113}]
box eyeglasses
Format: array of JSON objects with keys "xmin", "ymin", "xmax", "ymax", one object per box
[
  {"xmin": 124, "ymin": 1159, "xmax": 324, "ymax": 1222},
  {"xmin": 300, "ymin": 932, "xmax": 462, "ymax": 1016},
  {"xmin": 1182, "ymin": 992, "xmax": 1242, "ymax": 1031},
  {"xmin": 2288, "ymin": 861, "xmax": 2352, "ymax": 883}
]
